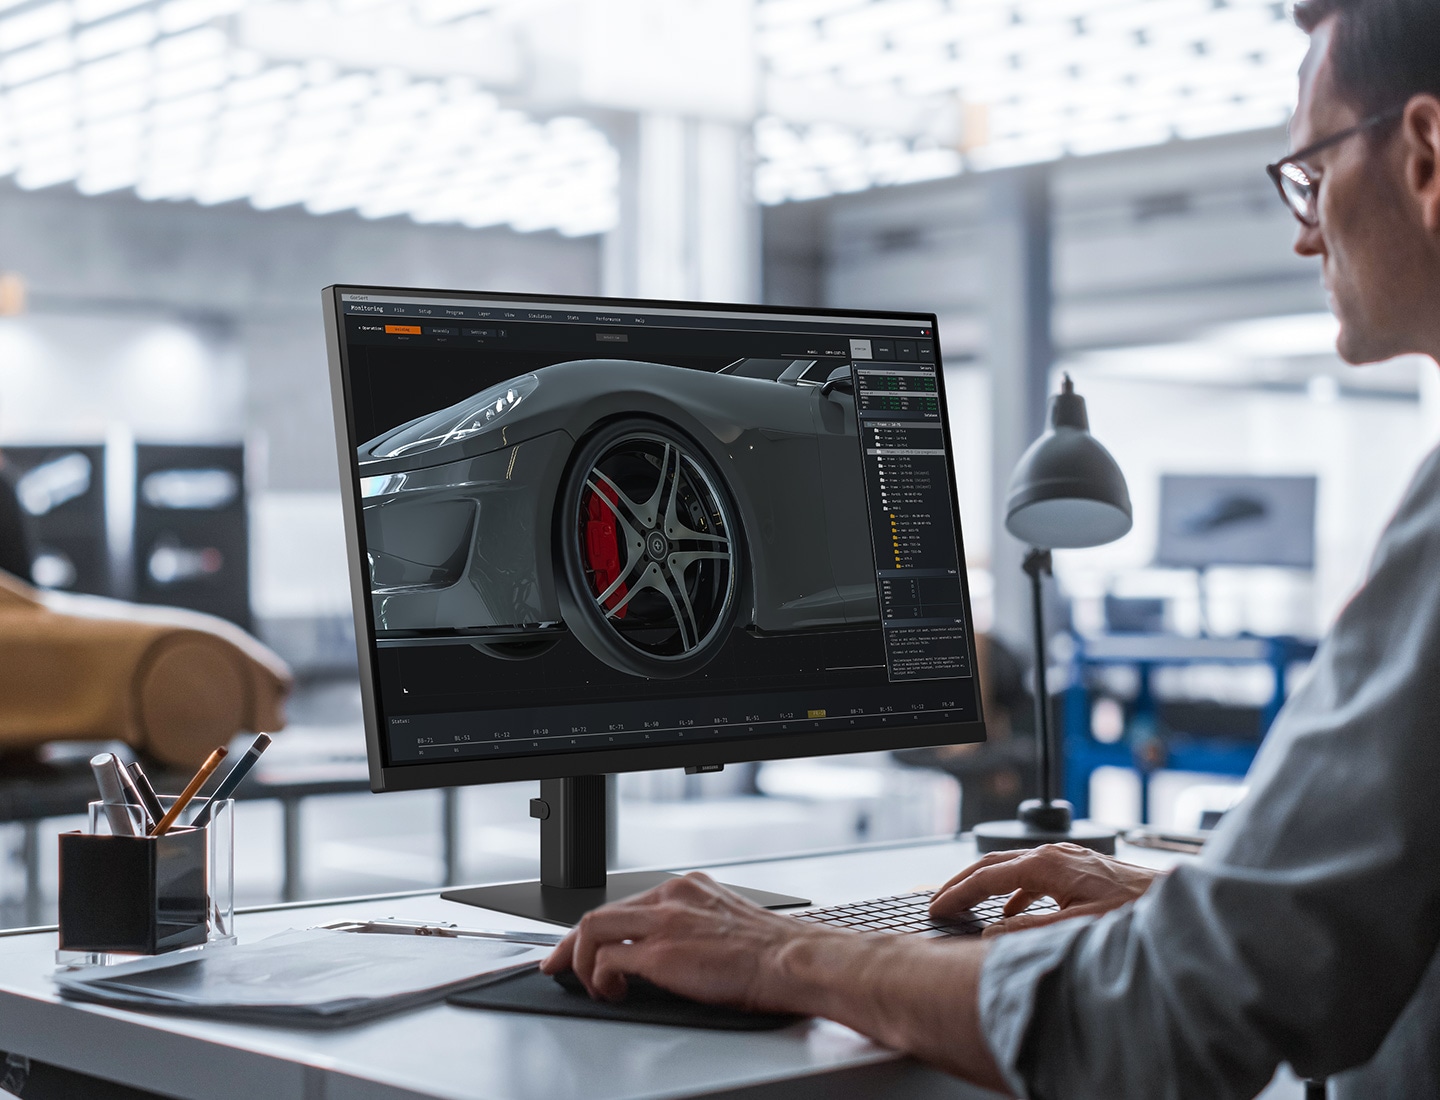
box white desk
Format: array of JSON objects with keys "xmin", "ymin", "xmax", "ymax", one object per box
[{"xmin": 0, "ymin": 836, "xmax": 1177, "ymax": 1100}]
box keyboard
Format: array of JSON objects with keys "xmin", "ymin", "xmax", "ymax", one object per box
[{"xmin": 790, "ymin": 890, "xmax": 1059, "ymax": 938}]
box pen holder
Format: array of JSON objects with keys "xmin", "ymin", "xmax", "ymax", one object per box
[{"xmin": 57, "ymin": 797, "xmax": 235, "ymax": 956}]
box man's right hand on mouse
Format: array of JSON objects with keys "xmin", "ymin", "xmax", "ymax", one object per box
[{"xmin": 540, "ymin": 871, "xmax": 844, "ymax": 1010}]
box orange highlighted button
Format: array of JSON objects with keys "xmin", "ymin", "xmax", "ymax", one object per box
[{"xmin": 385, "ymin": 324, "xmax": 421, "ymax": 335}]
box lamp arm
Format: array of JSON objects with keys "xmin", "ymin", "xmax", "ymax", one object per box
[{"xmin": 1023, "ymin": 549, "xmax": 1054, "ymax": 804}]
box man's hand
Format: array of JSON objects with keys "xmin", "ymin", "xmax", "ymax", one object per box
[
  {"xmin": 541, "ymin": 871, "xmax": 837, "ymax": 1012},
  {"xmin": 929, "ymin": 843, "xmax": 1161, "ymax": 935}
]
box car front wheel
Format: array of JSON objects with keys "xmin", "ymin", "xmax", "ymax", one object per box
[{"xmin": 557, "ymin": 419, "xmax": 741, "ymax": 678}]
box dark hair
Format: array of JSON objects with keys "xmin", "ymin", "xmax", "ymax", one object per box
[{"xmin": 1293, "ymin": 0, "xmax": 1440, "ymax": 118}]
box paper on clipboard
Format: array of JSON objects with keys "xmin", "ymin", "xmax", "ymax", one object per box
[{"xmin": 54, "ymin": 928, "xmax": 548, "ymax": 1027}]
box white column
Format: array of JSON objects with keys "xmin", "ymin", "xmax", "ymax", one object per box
[
  {"xmin": 636, "ymin": 113, "xmax": 690, "ymax": 299},
  {"xmin": 603, "ymin": 114, "xmax": 758, "ymax": 303},
  {"xmin": 985, "ymin": 164, "xmax": 1055, "ymax": 651},
  {"xmin": 693, "ymin": 118, "xmax": 759, "ymax": 303}
]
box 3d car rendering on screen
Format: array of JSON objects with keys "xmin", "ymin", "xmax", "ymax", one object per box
[{"xmin": 355, "ymin": 358, "xmax": 879, "ymax": 678}]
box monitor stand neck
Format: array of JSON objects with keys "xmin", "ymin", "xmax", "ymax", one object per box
[
  {"xmin": 441, "ymin": 775, "xmax": 810, "ymax": 927},
  {"xmin": 536, "ymin": 776, "xmax": 609, "ymax": 889}
]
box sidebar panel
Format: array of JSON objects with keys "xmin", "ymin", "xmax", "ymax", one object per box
[{"xmin": 853, "ymin": 345, "xmax": 973, "ymax": 683}]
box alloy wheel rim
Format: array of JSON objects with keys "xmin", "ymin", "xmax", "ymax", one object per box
[{"xmin": 577, "ymin": 432, "xmax": 737, "ymax": 661}]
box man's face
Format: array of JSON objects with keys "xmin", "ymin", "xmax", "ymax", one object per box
[{"xmin": 1291, "ymin": 20, "xmax": 1424, "ymax": 364}]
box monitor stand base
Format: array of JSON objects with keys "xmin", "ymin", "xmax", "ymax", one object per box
[
  {"xmin": 440, "ymin": 776, "xmax": 809, "ymax": 927},
  {"xmin": 443, "ymin": 872, "xmax": 810, "ymax": 928}
]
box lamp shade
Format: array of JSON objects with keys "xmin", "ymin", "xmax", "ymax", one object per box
[{"xmin": 1004, "ymin": 376, "xmax": 1132, "ymax": 550}]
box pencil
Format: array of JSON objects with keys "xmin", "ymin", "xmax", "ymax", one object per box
[{"xmin": 150, "ymin": 747, "xmax": 228, "ymax": 837}]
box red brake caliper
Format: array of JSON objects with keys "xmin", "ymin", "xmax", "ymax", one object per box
[{"xmin": 583, "ymin": 482, "xmax": 627, "ymax": 618}]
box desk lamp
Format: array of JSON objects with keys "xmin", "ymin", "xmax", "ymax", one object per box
[{"xmin": 973, "ymin": 375, "xmax": 1132, "ymax": 855}]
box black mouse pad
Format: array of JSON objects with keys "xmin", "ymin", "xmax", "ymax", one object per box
[{"xmin": 448, "ymin": 968, "xmax": 800, "ymax": 1031}]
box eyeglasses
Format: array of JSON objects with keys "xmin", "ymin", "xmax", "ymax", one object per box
[{"xmin": 1266, "ymin": 104, "xmax": 1407, "ymax": 226}]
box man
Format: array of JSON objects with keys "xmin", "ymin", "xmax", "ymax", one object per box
[{"xmin": 544, "ymin": 2, "xmax": 1440, "ymax": 1096}]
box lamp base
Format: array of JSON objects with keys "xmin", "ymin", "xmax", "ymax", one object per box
[{"xmin": 973, "ymin": 800, "xmax": 1118, "ymax": 855}]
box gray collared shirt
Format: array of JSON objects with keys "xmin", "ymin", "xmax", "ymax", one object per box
[{"xmin": 978, "ymin": 444, "xmax": 1440, "ymax": 1100}]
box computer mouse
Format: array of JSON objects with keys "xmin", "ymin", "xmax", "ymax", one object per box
[{"xmin": 550, "ymin": 967, "xmax": 689, "ymax": 1004}]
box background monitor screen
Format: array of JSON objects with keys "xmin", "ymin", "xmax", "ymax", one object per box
[
  {"xmin": 1155, "ymin": 474, "xmax": 1318, "ymax": 570},
  {"xmin": 325, "ymin": 287, "xmax": 985, "ymax": 791}
]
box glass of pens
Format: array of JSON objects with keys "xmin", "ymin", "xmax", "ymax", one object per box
[
  {"xmin": 58, "ymin": 737, "xmax": 268, "ymax": 962},
  {"xmin": 72, "ymin": 796, "xmax": 235, "ymax": 949}
]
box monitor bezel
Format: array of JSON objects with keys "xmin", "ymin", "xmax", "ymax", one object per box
[{"xmin": 323, "ymin": 284, "xmax": 986, "ymax": 794}]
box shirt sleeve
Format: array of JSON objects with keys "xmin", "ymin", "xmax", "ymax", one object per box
[{"xmin": 976, "ymin": 446, "xmax": 1440, "ymax": 1100}]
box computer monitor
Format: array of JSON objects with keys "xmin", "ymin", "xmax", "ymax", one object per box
[
  {"xmin": 1155, "ymin": 474, "xmax": 1318, "ymax": 570},
  {"xmin": 323, "ymin": 286, "xmax": 985, "ymax": 924}
]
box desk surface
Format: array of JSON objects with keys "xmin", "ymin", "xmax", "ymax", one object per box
[{"xmin": 0, "ymin": 836, "xmax": 1177, "ymax": 1100}]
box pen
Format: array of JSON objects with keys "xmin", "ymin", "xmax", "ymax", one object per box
[
  {"xmin": 150, "ymin": 747, "xmax": 227, "ymax": 837},
  {"xmin": 190, "ymin": 733, "xmax": 272, "ymax": 827},
  {"xmin": 114, "ymin": 760, "xmax": 155, "ymax": 832},
  {"xmin": 126, "ymin": 761, "xmax": 166, "ymax": 828},
  {"xmin": 90, "ymin": 753, "xmax": 141, "ymax": 836}
]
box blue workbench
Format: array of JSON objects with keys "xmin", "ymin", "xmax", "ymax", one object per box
[{"xmin": 1062, "ymin": 633, "xmax": 1318, "ymax": 822}]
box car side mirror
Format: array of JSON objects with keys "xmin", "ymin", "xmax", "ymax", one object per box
[{"xmin": 820, "ymin": 367, "xmax": 854, "ymax": 397}]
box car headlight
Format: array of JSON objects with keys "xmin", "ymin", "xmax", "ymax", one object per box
[
  {"xmin": 360, "ymin": 472, "xmax": 408, "ymax": 499},
  {"xmin": 372, "ymin": 374, "xmax": 539, "ymax": 459}
]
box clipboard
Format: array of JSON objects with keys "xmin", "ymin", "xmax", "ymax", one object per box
[{"xmin": 319, "ymin": 917, "xmax": 565, "ymax": 947}]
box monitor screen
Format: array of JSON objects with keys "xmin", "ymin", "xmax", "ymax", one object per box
[
  {"xmin": 324, "ymin": 288, "xmax": 985, "ymax": 791},
  {"xmin": 1155, "ymin": 474, "xmax": 1318, "ymax": 570}
]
